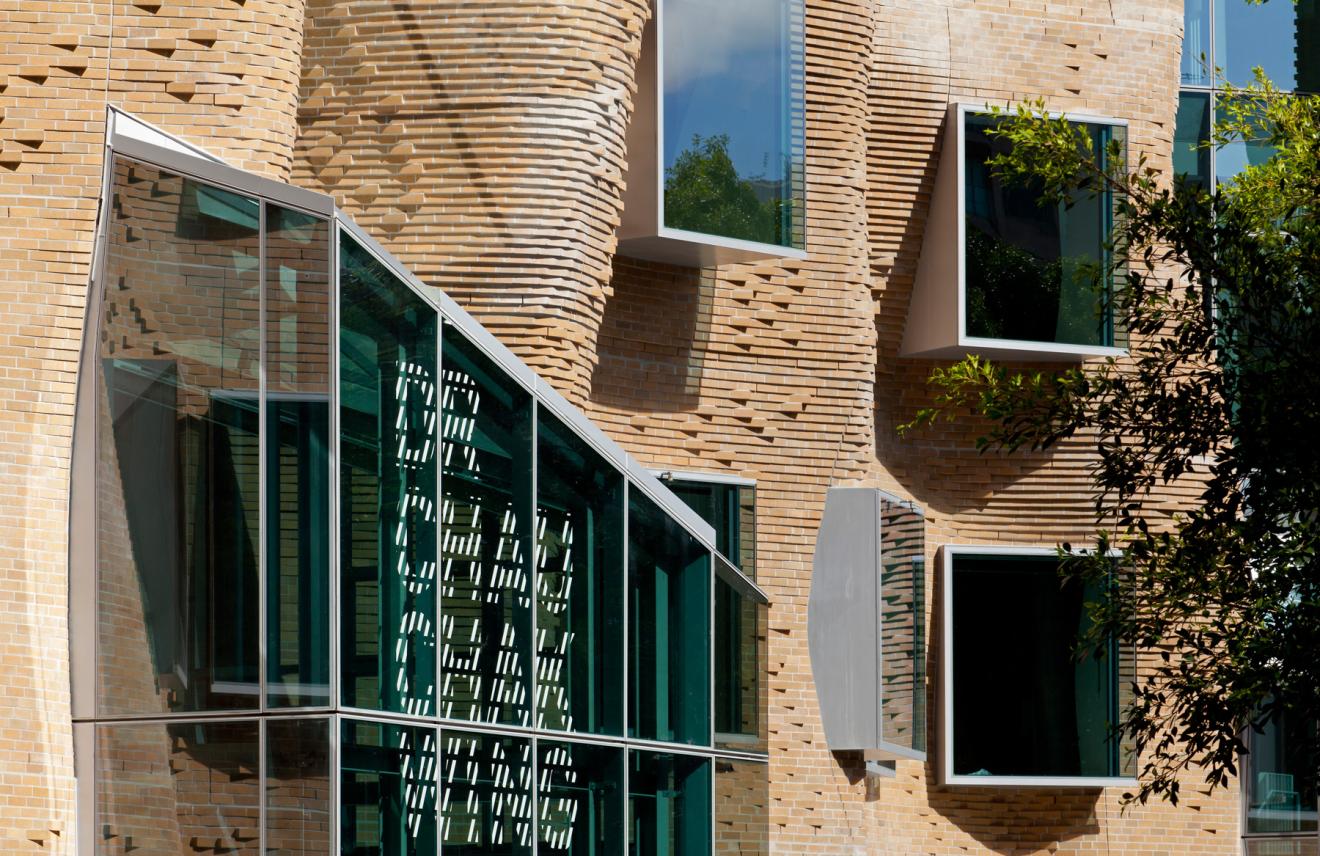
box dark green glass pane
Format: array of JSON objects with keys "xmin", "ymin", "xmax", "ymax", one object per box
[
  {"xmin": 628, "ymin": 489, "xmax": 711, "ymax": 746},
  {"xmin": 538, "ymin": 741, "xmax": 624, "ymax": 856},
  {"xmin": 341, "ymin": 719, "xmax": 437, "ymax": 856},
  {"xmin": 1246, "ymin": 710, "xmax": 1319, "ymax": 835},
  {"xmin": 713, "ymin": 572, "xmax": 766, "ymax": 753},
  {"xmin": 96, "ymin": 720, "xmax": 260, "ymax": 855},
  {"xmin": 1174, "ymin": 92, "xmax": 1213, "ymax": 192},
  {"xmin": 440, "ymin": 324, "xmax": 533, "ymax": 726},
  {"xmin": 628, "ymin": 751, "xmax": 711, "ymax": 856},
  {"xmin": 441, "ymin": 730, "xmax": 534, "ymax": 854},
  {"xmin": 951, "ymin": 554, "xmax": 1121, "ymax": 778},
  {"xmin": 963, "ymin": 114, "xmax": 1117, "ymax": 348},
  {"xmin": 266, "ymin": 204, "xmax": 332, "ymax": 709},
  {"xmin": 661, "ymin": 0, "xmax": 804, "ymax": 247},
  {"xmin": 1217, "ymin": 0, "xmax": 1320, "ymax": 91},
  {"xmin": 1182, "ymin": 0, "xmax": 1212, "ymax": 86},
  {"xmin": 97, "ymin": 159, "xmax": 260, "ymax": 715},
  {"xmin": 714, "ymin": 758, "xmax": 768, "ymax": 855},
  {"xmin": 340, "ymin": 234, "xmax": 439, "ymax": 715},
  {"xmin": 267, "ymin": 718, "xmax": 332, "ymax": 853},
  {"xmin": 879, "ymin": 498, "xmax": 925, "ymax": 754},
  {"xmin": 535, "ymin": 407, "xmax": 624, "ymax": 735},
  {"xmin": 669, "ymin": 482, "xmax": 753, "ymax": 577}
]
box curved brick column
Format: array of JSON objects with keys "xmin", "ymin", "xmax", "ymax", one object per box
[{"xmin": 294, "ymin": 0, "xmax": 651, "ymax": 407}]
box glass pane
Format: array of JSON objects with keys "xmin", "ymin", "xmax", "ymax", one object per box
[
  {"xmin": 535, "ymin": 407, "xmax": 625, "ymax": 735},
  {"xmin": 341, "ymin": 718, "xmax": 438, "ymax": 856},
  {"xmin": 440, "ymin": 730, "xmax": 534, "ymax": 854},
  {"xmin": 1216, "ymin": 100, "xmax": 1279, "ymax": 186},
  {"xmin": 1245, "ymin": 838, "xmax": 1320, "ymax": 856},
  {"xmin": 628, "ymin": 751, "xmax": 711, "ymax": 856},
  {"xmin": 96, "ymin": 720, "xmax": 260, "ymax": 855},
  {"xmin": 1174, "ymin": 92, "xmax": 1213, "ymax": 192},
  {"xmin": 538, "ymin": 741, "xmax": 624, "ymax": 856},
  {"xmin": 1246, "ymin": 711, "xmax": 1319, "ymax": 836},
  {"xmin": 1182, "ymin": 0, "xmax": 1213, "ymax": 86},
  {"xmin": 340, "ymin": 233, "xmax": 439, "ymax": 715},
  {"xmin": 439, "ymin": 325, "xmax": 533, "ymax": 726},
  {"xmin": 951, "ymin": 554, "xmax": 1122, "ymax": 778},
  {"xmin": 714, "ymin": 758, "xmax": 768, "ymax": 855},
  {"xmin": 628, "ymin": 489, "xmax": 711, "ymax": 746},
  {"xmin": 879, "ymin": 497, "xmax": 925, "ymax": 755},
  {"xmin": 266, "ymin": 204, "xmax": 332, "ymax": 708},
  {"xmin": 266, "ymin": 718, "xmax": 332, "ymax": 854},
  {"xmin": 1217, "ymin": 0, "xmax": 1320, "ymax": 91},
  {"xmin": 661, "ymin": 0, "xmax": 805, "ymax": 247},
  {"xmin": 669, "ymin": 481, "xmax": 754, "ymax": 578},
  {"xmin": 963, "ymin": 114, "xmax": 1118, "ymax": 348},
  {"xmin": 714, "ymin": 572, "xmax": 767, "ymax": 753},
  {"xmin": 97, "ymin": 158, "xmax": 260, "ymax": 715}
]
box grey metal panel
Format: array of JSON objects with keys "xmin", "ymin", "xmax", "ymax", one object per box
[
  {"xmin": 808, "ymin": 487, "xmax": 880, "ymax": 751},
  {"xmin": 713, "ymin": 553, "xmax": 770, "ymax": 607},
  {"xmin": 110, "ymin": 136, "xmax": 335, "ymax": 218}
]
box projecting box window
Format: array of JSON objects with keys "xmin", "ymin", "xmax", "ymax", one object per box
[
  {"xmin": 940, "ymin": 547, "xmax": 1136, "ymax": 787},
  {"xmin": 902, "ymin": 104, "xmax": 1129, "ymax": 361}
]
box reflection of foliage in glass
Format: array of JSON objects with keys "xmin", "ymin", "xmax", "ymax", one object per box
[
  {"xmin": 663, "ymin": 134, "xmax": 789, "ymax": 246},
  {"xmin": 965, "ymin": 226, "xmax": 1105, "ymax": 345}
]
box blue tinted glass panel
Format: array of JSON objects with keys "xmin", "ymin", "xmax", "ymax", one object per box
[
  {"xmin": 661, "ymin": 0, "xmax": 805, "ymax": 247},
  {"xmin": 441, "ymin": 730, "xmax": 534, "ymax": 854},
  {"xmin": 1215, "ymin": 100, "xmax": 1278, "ymax": 185},
  {"xmin": 341, "ymin": 719, "xmax": 438, "ymax": 856},
  {"xmin": 1217, "ymin": 0, "xmax": 1320, "ymax": 91},
  {"xmin": 1246, "ymin": 710, "xmax": 1319, "ymax": 836},
  {"xmin": 1183, "ymin": 0, "xmax": 1213, "ymax": 86},
  {"xmin": 628, "ymin": 751, "xmax": 711, "ymax": 856},
  {"xmin": 538, "ymin": 741, "xmax": 624, "ymax": 855}
]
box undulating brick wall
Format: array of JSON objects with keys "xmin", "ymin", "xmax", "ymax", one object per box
[{"xmin": 0, "ymin": 0, "xmax": 1249, "ymax": 853}]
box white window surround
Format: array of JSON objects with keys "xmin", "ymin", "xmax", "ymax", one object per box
[
  {"xmin": 939, "ymin": 544, "xmax": 1136, "ymax": 788},
  {"xmin": 616, "ymin": 0, "xmax": 808, "ymax": 267},
  {"xmin": 901, "ymin": 103, "xmax": 1131, "ymax": 362}
]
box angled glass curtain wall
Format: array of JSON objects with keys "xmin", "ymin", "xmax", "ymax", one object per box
[
  {"xmin": 87, "ymin": 145, "xmax": 771, "ymax": 855},
  {"xmin": 962, "ymin": 113, "xmax": 1122, "ymax": 349},
  {"xmin": 660, "ymin": 0, "xmax": 805, "ymax": 248}
]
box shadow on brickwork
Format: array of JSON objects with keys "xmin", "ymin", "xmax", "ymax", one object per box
[{"xmin": 591, "ymin": 255, "xmax": 711, "ymax": 412}]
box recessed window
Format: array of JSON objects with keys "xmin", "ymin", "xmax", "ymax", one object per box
[
  {"xmin": 942, "ymin": 548, "xmax": 1133, "ymax": 785},
  {"xmin": 618, "ymin": 0, "xmax": 805, "ymax": 265}
]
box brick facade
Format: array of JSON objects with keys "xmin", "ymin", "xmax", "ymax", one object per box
[{"xmin": 0, "ymin": 0, "xmax": 1242, "ymax": 853}]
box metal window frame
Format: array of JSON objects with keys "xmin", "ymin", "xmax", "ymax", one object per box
[{"xmin": 76, "ymin": 110, "xmax": 770, "ymax": 854}]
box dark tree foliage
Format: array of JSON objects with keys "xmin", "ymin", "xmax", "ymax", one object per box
[
  {"xmin": 905, "ymin": 81, "xmax": 1320, "ymax": 804},
  {"xmin": 663, "ymin": 134, "xmax": 787, "ymax": 245}
]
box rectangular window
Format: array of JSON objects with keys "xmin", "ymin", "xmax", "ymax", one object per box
[
  {"xmin": 628, "ymin": 750, "xmax": 711, "ymax": 856},
  {"xmin": 440, "ymin": 323, "xmax": 534, "ymax": 727},
  {"xmin": 266, "ymin": 717, "xmax": 332, "ymax": 853},
  {"xmin": 667, "ymin": 478, "xmax": 755, "ymax": 579},
  {"xmin": 97, "ymin": 159, "xmax": 262, "ymax": 715},
  {"xmin": 1174, "ymin": 92, "xmax": 1213, "ymax": 191},
  {"xmin": 628, "ymin": 488, "xmax": 712, "ymax": 747},
  {"xmin": 266, "ymin": 203, "xmax": 332, "ymax": 709},
  {"xmin": 963, "ymin": 113, "xmax": 1122, "ymax": 350},
  {"xmin": 538, "ymin": 740, "xmax": 625, "ymax": 855},
  {"xmin": 660, "ymin": 0, "xmax": 805, "ymax": 249},
  {"xmin": 1217, "ymin": 0, "xmax": 1320, "ymax": 91},
  {"xmin": 96, "ymin": 720, "xmax": 260, "ymax": 855},
  {"xmin": 341, "ymin": 718, "xmax": 438, "ymax": 856},
  {"xmin": 714, "ymin": 569, "xmax": 767, "ymax": 752},
  {"xmin": 944, "ymin": 549, "xmax": 1131, "ymax": 784},
  {"xmin": 339, "ymin": 232, "xmax": 440, "ymax": 716},
  {"xmin": 440, "ymin": 730, "xmax": 534, "ymax": 854},
  {"xmin": 535, "ymin": 407, "xmax": 625, "ymax": 736},
  {"xmin": 879, "ymin": 497, "xmax": 926, "ymax": 756},
  {"xmin": 1244, "ymin": 710, "xmax": 1319, "ymax": 845}
]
